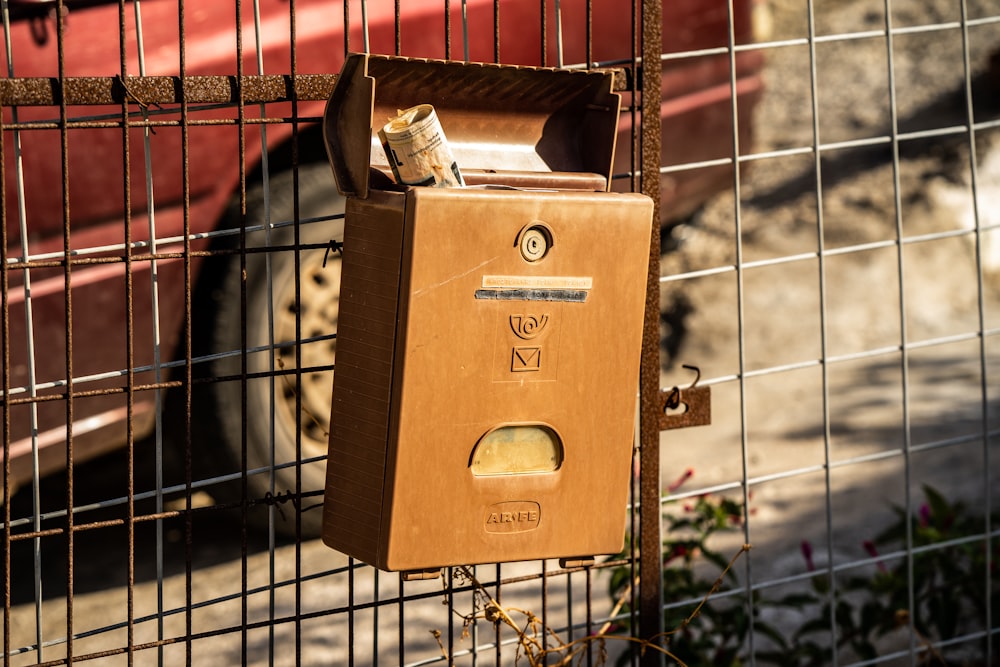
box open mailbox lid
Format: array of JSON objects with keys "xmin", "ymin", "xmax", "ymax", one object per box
[{"xmin": 322, "ymin": 53, "xmax": 623, "ymax": 197}]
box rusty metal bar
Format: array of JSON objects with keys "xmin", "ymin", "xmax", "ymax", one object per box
[
  {"xmin": 0, "ymin": 74, "xmax": 339, "ymax": 107},
  {"xmin": 117, "ymin": 2, "xmax": 138, "ymax": 662},
  {"xmin": 0, "ymin": 70, "xmax": 629, "ymax": 109},
  {"xmin": 0, "ymin": 62, "xmax": 11, "ymax": 667},
  {"xmin": 493, "ymin": 0, "xmax": 500, "ymax": 63},
  {"xmin": 234, "ymin": 1, "xmax": 253, "ymax": 663},
  {"xmin": 343, "ymin": 2, "xmax": 350, "ymax": 56},
  {"xmin": 586, "ymin": 0, "xmax": 593, "ymax": 67},
  {"xmin": 638, "ymin": 2, "xmax": 663, "ymax": 667},
  {"xmin": 540, "ymin": 0, "xmax": 547, "ymax": 67},
  {"xmin": 54, "ymin": 0, "xmax": 76, "ymax": 661},
  {"xmin": 444, "ymin": 0, "xmax": 451, "ymax": 60},
  {"xmin": 286, "ymin": 2, "xmax": 307, "ymax": 664},
  {"xmin": 175, "ymin": 1, "xmax": 197, "ymax": 663},
  {"xmin": 394, "ymin": 0, "xmax": 401, "ymax": 55}
]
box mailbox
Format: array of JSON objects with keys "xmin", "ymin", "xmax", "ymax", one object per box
[{"xmin": 321, "ymin": 54, "xmax": 653, "ymax": 577}]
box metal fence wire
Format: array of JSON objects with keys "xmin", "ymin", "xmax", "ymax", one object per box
[{"xmin": 2, "ymin": 0, "xmax": 998, "ymax": 665}]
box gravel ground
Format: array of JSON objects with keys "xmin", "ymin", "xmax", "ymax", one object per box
[
  {"xmin": 659, "ymin": 0, "xmax": 1000, "ymax": 523},
  {"xmin": 7, "ymin": 1, "xmax": 1000, "ymax": 665},
  {"xmin": 658, "ymin": 0, "xmax": 1000, "ymax": 660}
]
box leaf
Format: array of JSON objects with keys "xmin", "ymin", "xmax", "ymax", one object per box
[
  {"xmin": 860, "ymin": 600, "xmax": 885, "ymax": 631},
  {"xmin": 607, "ymin": 568, "xmax": 632, "ymax": 596},
  {"xmin": 755, "ymin": 650, "xmax": 794, "ymax": 664},
  {"xmin": 774, "ymin": 592, "xmax": 819, "ymax": 609},
  {"xmin": 795, "ymin": 616, "xmax": 833, "ymax": 638},
  {"xmin": 929, "ymin": 593, "xmax": 959, "ymax": 638},
  {"xmin": 798, "ymin": 639, "xmax": 828, "ymax": 661},
  {"xmin": 874, "ymin": 508, "xmax": 909, "ymax": 545},
  {"xmin": 853, "ymin": 639, "xmax": 878, "ymax": 661},
  {"xmin": 753, "ymin": 619, "xmax": 790, "ymax": 650},
  {"xmin": 922, "ymin": 485, "xmax": 952, "ymax": 523},
  {"xmin": 835, "ymin": 600, "xmax": 855, "ymax": 632}
]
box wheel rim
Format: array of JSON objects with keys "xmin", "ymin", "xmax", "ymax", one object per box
[{"xmin": 272, "ymin": 247, "xmax": 340, "ymax": 461}]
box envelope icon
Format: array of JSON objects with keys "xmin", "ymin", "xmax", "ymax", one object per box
[{"xmin": 512, "ymin": 346, "xmax": 542, "ymax": 372}]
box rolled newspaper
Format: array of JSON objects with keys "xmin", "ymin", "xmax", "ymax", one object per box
[{"xmin": 378, "ymin": 104, "xmax": 465, "ymax": 187}]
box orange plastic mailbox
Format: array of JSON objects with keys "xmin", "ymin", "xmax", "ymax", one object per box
[{"xmin": 321, "ymin": 54, "xmax": 653, "ymax": 579}]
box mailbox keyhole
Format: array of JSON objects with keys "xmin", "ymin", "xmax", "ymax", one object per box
[{"xmin": 518, "ymin": 224, "xmax": 552, "ymax": 262}]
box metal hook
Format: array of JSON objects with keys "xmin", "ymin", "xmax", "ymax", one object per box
[
  {"xmin": 664, "ymin": 365, "xmax": 701, "ymax": 412},
  {"xmin": 682, "ymin": 364, "xmax": 701, "ymax": 389},
  {"xmin": 663, "ymin": 386, "xmax": 682, "ymax": 412},
  {"xmin": 322, "ymin": 239, "xmax": 344, "ymax": 268},
  {"xmin": 659, "ymin": 364, "xmax": 711, "ymax": 431},
  {"xmin": 259, "ymin": 489, "xmax": 324, "ymax": 522}
]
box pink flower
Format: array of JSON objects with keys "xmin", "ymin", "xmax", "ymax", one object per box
[
  {"xmin": 801, "ymin": 540, "xmax": 815, "ymax": 572},
  {"xmin": 667, "ymin": 467, "xmax": 695, "ymax": 493},
  {"xmin": 667, "ymin": 468, "xmax": 694, "ymax": 493},
  {"xmin": 666, "ymin": 544, "xmax": 688, "ymax": 564},
  {"xmin": 919, "ymin": 504, "xmax": 931, "ymax": 528},
  {"xmin": 863, "ymin": 540, "xmax": 888, "ymax": 573}
]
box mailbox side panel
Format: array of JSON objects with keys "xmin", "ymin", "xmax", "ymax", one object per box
[
  {"xmin": 381, "ymin": 188, "xmax": 652, "ymax": 571},
  {"xmin": 322, "ymin": 191, "xmax": 407, "ymax": 565}
]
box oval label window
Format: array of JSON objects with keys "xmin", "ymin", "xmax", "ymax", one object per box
[{"xmin": 470, "ymin": 424, "xmax": 563, "ymax": 476}]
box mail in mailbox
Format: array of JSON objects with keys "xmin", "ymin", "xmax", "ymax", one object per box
[{"xmin": 321, "ymin": 54, "xmax": 653, "ymax": 578}]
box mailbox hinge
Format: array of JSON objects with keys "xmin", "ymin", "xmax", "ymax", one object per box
[{"xmin": 402, "ymin": 568, "xmax": 442, "ymax": 581}]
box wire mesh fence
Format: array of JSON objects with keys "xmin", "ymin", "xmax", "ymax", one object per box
[
  {"xmin": 1, "ymin": 0, "xmax": 998, "ymax": 666},
  {"xmin": 655, "ymin": 1, "xmax": 999, "ymax": 664}
]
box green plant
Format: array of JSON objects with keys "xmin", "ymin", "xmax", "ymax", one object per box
[
  {"xmin": 607, "ymin": 478, "xmax": 768, "ymax": 666},
  {"xmin": 763, "ymin": 485, "xmax": 999, "ymax": 666},
  {"xmin": 877, "ymin": 485, "xmax": 999, "ymax": 653},
  {"xmin": 607, "ymin": 476, "xmax": 999, "ymax": 666},
  {"xmin": 436, "ymin": 479, "xmax": 996, "ymax": 666}
]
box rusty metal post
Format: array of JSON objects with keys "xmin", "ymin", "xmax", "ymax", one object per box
[{"xmin": 639, "ymin": 0, "xmax": 663, "ymax": 664}]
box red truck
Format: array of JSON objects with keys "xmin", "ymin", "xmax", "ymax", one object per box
[{"xmin": 2, "ymin": 0, "xmax": 763, "ymax": 532}]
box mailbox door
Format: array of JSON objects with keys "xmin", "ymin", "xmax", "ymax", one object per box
[{"xmin": 380, "ymin": 187, "xmax": 652, "ymax": 571}]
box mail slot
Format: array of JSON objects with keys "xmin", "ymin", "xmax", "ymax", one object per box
[{"xmin": 320, "ymin": 54, "xmax": 653, "ymax": 576}]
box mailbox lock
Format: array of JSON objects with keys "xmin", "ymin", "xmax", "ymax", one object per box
[{"xmin": 517, "ymin": 223, "xmax": 553, "ymax": 263}]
